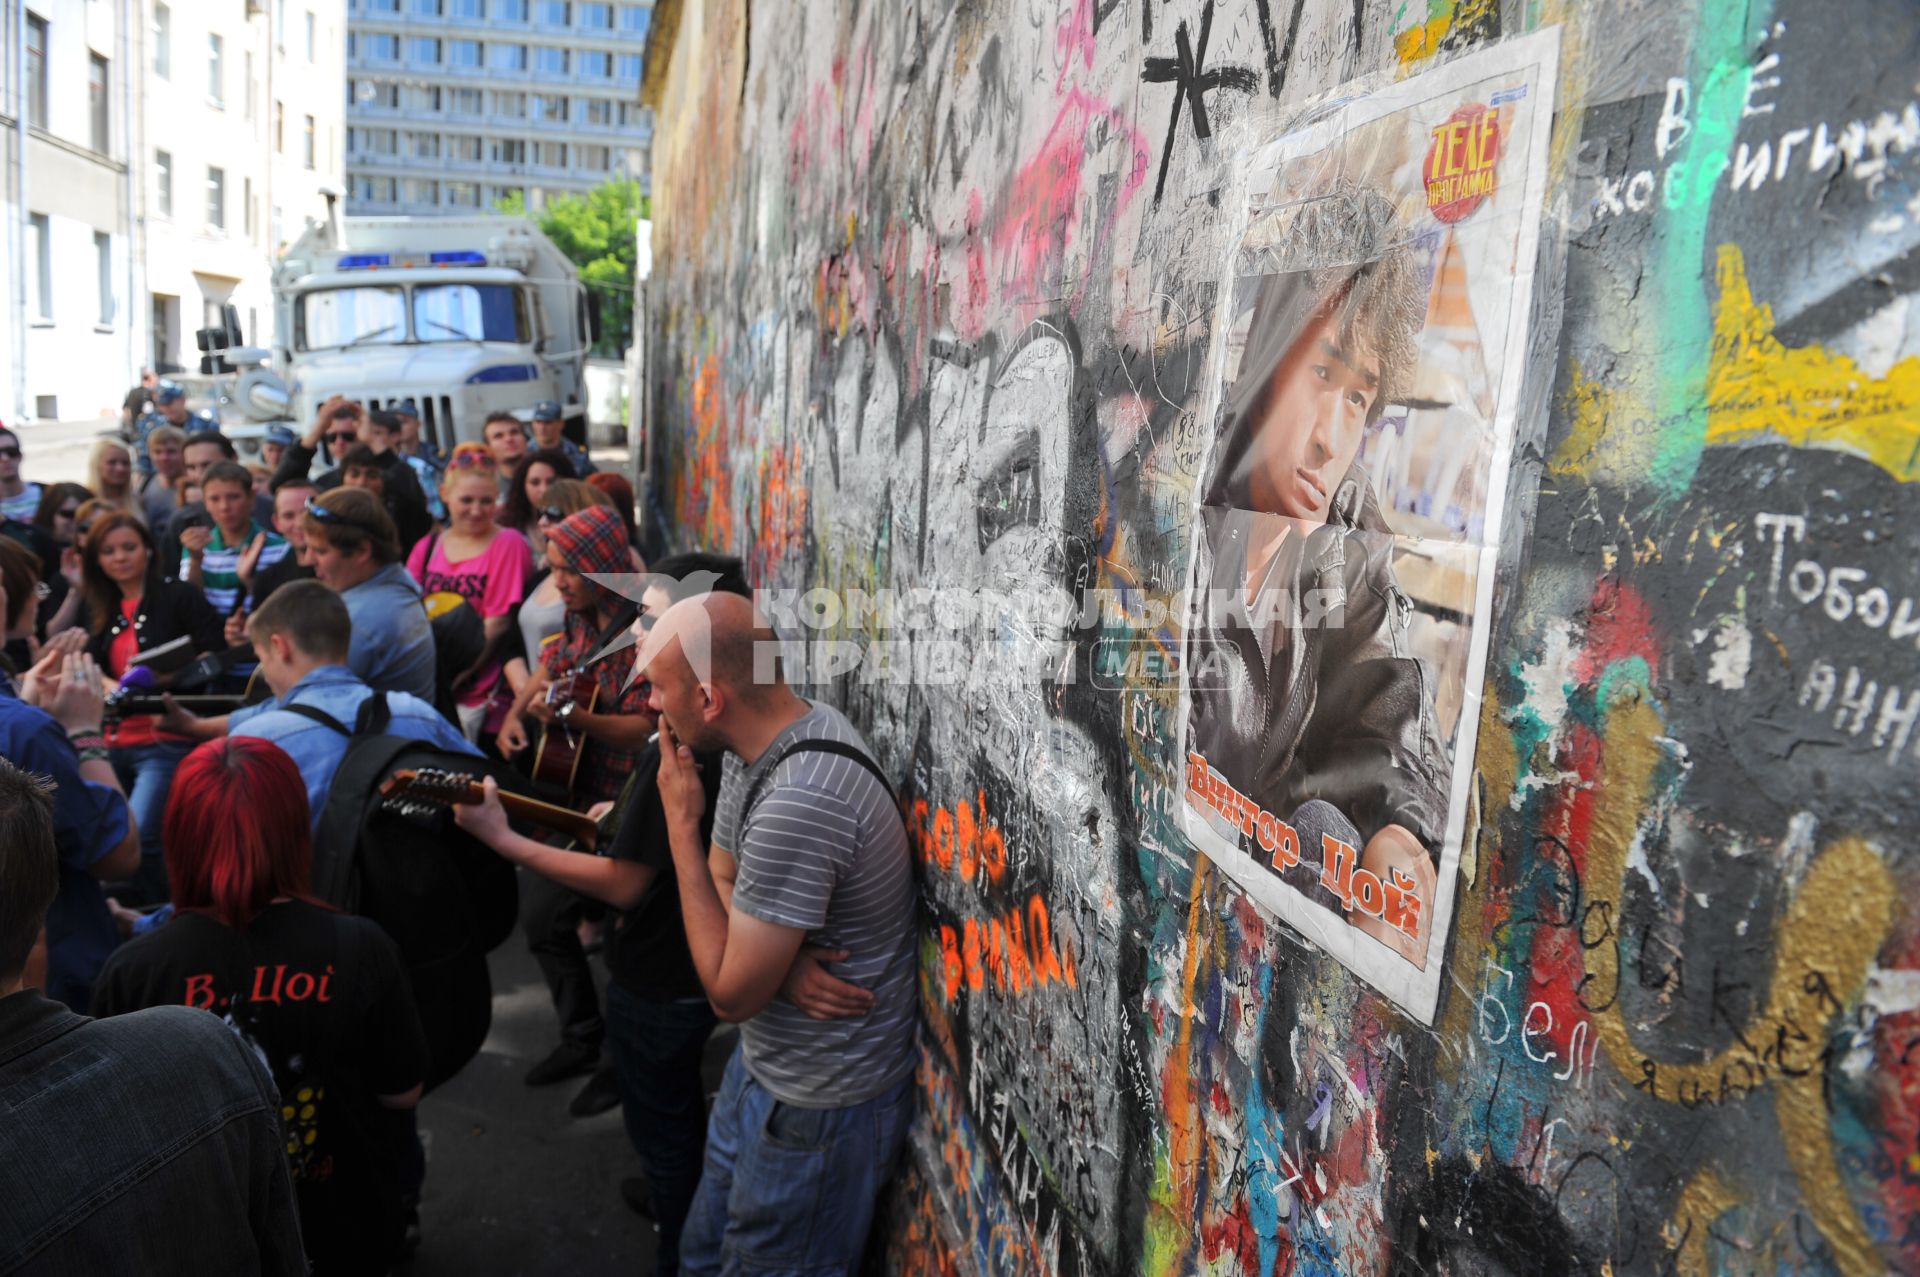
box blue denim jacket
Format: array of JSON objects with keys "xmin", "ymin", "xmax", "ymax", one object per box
[
  {"xmin": 229, "ymin": 665, "xmax": 480, "ymax": 829},
  {"xmin": 342, "ymin": 563, "xmax": 439, "ymax": 704},
  {"xmin": 0, "ymin": 992, "xmax": 306, "ymax": 1274}
]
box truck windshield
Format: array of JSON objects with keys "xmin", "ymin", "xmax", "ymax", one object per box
[
  {"xmin": 413, "ymin": 283, "xmax": 528, "ymax": 343},
  {"xmin": 297, "ymin": 286, "xmax": 408, "ymax": 351}
]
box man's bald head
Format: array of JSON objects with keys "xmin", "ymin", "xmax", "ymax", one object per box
[{"xmin": 638, "ymin": 591, "xmax": 788, "ymax": 751}]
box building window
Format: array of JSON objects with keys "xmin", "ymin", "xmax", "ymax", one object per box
[
  {"xmin": 535, "ymin": 1, "xmax": 569, "ymax": 24},
  {"xmin": 96, "ymin": 232, "xmax": 115, "ymax": 326},
  {"xmin": 305, "ymin": 12, "xmax": 317, "ymax": 61},
  {"xmin": 409, "ymin": 37, "xmax": 441, "ymax": 65},
  {"xmin": 576, "ymin": 143, "xmax": 610, "ymax": 172},
  {"xmin": 304, "ymin": 115, "xmax": 316, "ymax": 168},
  {"xmin": 535, "ymin": 141, "xmax": 567, "ymax": 168},
  {"xmin": 618, "ymin": 101, "xmax": 646, "ymax": 129},
  {"xmin": 494, "ymin": 90, "xmax": 527, "ymax": 117},
  {"xmin": 400, "ymin": 178, "xmax": 439, "ymax": 206},
  {"xmin": 208, "ymin": 33, "xmax": 225, "ymax": 105},
  {"xmin": 451, "ymin": 87, "xmax": 484, "ymax": 115},
  {"xmin": 275, "ymin": 102, "xmax": 285, "ymax": 152},
  {"xmin": 156, "ymin": 150, "xmax": 174, "ymax": 217},
  {"xmin": 583, "ymin": 98, "xmax": 611, "ymax": 127},
  {"xmin": 618, "ymin": 4, "xmax": 650, "ymax": 35},
  {"xmin": 358, "ymin": 174, "xmax": 397, "ymax": 203},
  {"xmin": 153, "ymin": 4, "xmax": 172, "ymax": 79},
  {"xmin": 577, "ymin": 3, "xmax": 612, "ymax": 29},
  {"xmin": 533, "ymin": 45, "xmax": 567, "ymax": 75},
  {"xmin": 577, "ymin": 50, "xmax": 610, "ymax": 79},
  {"xmin": 365, "ymin": 0, "xmax": 399, "ymax": 11},
  {"xmin": 615, "ymin": 53, "xmax": 642, "ymax": 83},
  {"xmin": 494, "ymin": 0, "xmax": 528, "ymax": 19},
  {"xmin": 449, "ymin": 0, "xmax": 485, "ymax": 16},
  {"xmin": 409, "ymin": 131, "xmax": 442, "ymax": 159},
  {"xmin": 535, "ymin": 93, "xmax": 568, "ymax": 123},
  {"xmin": 359, "ymin": 80, "xmax": 402, "ymax": 110},
  {"xmin": 490, "ymin": 184, "xmax": 525, "ymax": 207},
  {"xmin": 450, "ymin": 135, "xmax": 483, "ymax": 162},
  {"xmin": 207, "ymin": 167, "xmax": 226, "ymax": 232},
  {"xmin": 409, "ymin": 0, "xmax": 440, "ymax": 13},
  {"xmin": 29, "ymin": 215, "xmax": 51, "ymax": 321},
  {"xmin": 492, "ymin": 137, "xmax": 526, "ymax": 164},
  {"xmin": 489, "ymin": 43, "xmax": 526, "ymax": 71},
  {"xmin": 89, "ymin": 54, "xmax": 111, "ymax": 152},
  {"xmin": 362, "ymin": 32, "xmax": 398, "ymax": 61},
  {"xmin": 448, "ymin": 39, "xmax": 481, "ymax": 68},
  {"xmin": 245, "ymin": 52, "xmax": 256, "ymax": 120},
  {"xmin": 25, "ymin": 16, "xmax": 47, "ymax": 130},
  {"xmin": 445, "ymin": 181, "xmax": 480, "ymax": 208}
]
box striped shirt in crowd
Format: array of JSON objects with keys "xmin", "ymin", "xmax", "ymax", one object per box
[
  {"xmin": 184, "ymin": 522, "xmax": 289, "ymax": 615},
  {"xmin": 0, "ymin": 483, "xmax": 43, "ymax": 521},
  {"xmin": 712, "ymin": 701, "xmax": 918, "ymax": 1109}
]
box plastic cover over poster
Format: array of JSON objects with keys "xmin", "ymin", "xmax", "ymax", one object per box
[{"xmin": 1176, "ymin": 30, "xmax": 1561, "ymax": 1022}]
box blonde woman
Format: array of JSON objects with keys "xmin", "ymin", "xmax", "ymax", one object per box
[{"xmin": 86, "ymin": 438, "xmax": 145, "ymax": 524}]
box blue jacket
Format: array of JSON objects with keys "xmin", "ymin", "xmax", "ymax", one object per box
[
  {"xmin": 0, "ymin": 993, "xmax": 305, "ymax": 1275},
  {"xmin": 343, "ymin": 562, "xmax": 439, "ymax": 704},
  {"xmin": 229, "ymin": 665, "xmax": 479, "ymax": 829},
  {"xmin": 0, "ymin": 687, "xmax": 131, "ymax": 1012}
]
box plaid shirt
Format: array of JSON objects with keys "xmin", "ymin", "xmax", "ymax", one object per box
[{"xmin": 542, "ymin": 599, "xmax": 645, "ymax": 804}]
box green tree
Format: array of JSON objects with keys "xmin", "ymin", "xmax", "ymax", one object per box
[{"xmin": 496, "ymin": 179, "xmax": 651, "ymax": 358}]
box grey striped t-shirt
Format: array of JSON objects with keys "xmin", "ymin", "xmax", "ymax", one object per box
[{"xmin": 714, "ymin": 701, "xmax": 918, "ymax": 1108}]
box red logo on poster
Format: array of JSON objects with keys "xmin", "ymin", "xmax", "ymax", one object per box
[{"xmin": 1424, "ymin": 103, "xmax": 1500, "ymax": 224}]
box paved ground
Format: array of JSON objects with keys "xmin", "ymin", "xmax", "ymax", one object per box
[
  {"xmin": 9, "ymin": 418, "xmax": 124, "ymax": 487},
  {"xmin": 401, "ymin": 939, "xmax": 736, "ymax": 1277}
]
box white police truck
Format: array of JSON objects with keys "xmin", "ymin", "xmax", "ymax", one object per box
[{"xmin": 219, "ymin": 207, "xmax": 597, "ymax": 453}]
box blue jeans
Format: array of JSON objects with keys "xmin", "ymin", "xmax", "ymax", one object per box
[
  {"xmin": 111, "ymin": 740, "xmax": 192, "ymax": 905},
  {"xmin": 680, "ymin": 1044, "xmax": 912, "ymax": 1277},
  {"xmin": 605, "ymin": 985, "xmax": 717, "ymax": 1277}
]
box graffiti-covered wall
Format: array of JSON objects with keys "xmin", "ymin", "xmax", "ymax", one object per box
[{"xmin": 642, "ymin": 0, "xmax": 1920, "ymax": 1272}]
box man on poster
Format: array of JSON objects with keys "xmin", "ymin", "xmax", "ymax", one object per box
[{"xmin": 1184, "ymin": 183, "xmax": 1447, "ymax": 966}]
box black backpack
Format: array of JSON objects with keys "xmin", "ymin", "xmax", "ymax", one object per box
[{"xmin": 284, "ymin": 692, "xmax": 522, "ymax": 1091}]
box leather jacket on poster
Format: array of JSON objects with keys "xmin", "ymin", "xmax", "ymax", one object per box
[{"xmin": 1185, "ymin": 469, "xmax": 1448, "ymax": 860}]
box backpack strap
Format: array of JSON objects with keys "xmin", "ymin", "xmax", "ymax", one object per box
[
  {"xmin": 353, "ymin": 691, "xmax": 391, "ymax": 736},
  {"xmin": 281, "ymin": 702, "xmax": 352, "ymax": 735},
  {"xmin": 738, "ymin": 739, "xmax": 901, "ymax": 836}
]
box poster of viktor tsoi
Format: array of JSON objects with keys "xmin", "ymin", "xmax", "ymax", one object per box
[{"xmin": 1176, "ymin": 31, "xmax": 1559, "ymax": 1022}]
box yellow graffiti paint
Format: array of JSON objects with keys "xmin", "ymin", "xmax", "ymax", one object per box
[
  {"xmin": 1706, "ymin": 243, "xmax": 1920, "ymax": 482},
  {"xmin": 1549, "ymin": 359, "xmax": 1614, "ymax": 478},
  {"xmin": 1666, "ymin": 1169, "xmax": 1739, "ymax": 1275},
  {"xmin": 1585, "ymin": 694, "xmax": 1892, "ymax": 1276}
]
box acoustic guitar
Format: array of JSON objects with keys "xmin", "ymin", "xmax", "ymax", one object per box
[
  {"xmin": 379, "ymin": 767, "xmax": 604, "ymax": 851},
  {"xmin": 530, "ymin": 668, "xmax": 600, "ymax": 796}
]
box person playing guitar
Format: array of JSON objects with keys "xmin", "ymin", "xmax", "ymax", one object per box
[{"xmin": 496, "ymin": 505, "xmax": 651, "ymax": 808}]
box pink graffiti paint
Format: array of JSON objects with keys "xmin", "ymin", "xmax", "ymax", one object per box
[{"xmin": 991, "ymin": 90, "xmax": 1152, "ymax": 307}]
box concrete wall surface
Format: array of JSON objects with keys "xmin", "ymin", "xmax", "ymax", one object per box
[{"xmin": 643, "ymin": 1, "xmax": 1920, "ymax": 1273}]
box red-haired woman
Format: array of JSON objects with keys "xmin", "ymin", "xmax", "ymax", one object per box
[{"xmin": 93, "ymin": 736, "xmax": 429, "ymax": 1275}]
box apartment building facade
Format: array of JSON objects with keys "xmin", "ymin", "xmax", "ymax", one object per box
[
  {"xmin": 144, "ymin": 0, "xmax": 349, "ymax": 379},
  {"xmin": 1, "ymin": 0, "xmax": 346, "ymax": 425},
  {"xmin": 344, "ymin": 0, "xmax": 651, "ymax": 216},
  {"xmin": 3, "ymin": 0, "xmax": 138, "ymax": 424}
]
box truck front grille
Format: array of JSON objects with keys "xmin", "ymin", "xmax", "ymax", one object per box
[{"xmin": 364, "ymin": 393, "xmax": 458, "ymax": 450}]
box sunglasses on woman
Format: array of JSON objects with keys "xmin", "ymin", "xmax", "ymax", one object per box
[{"xmin": 536, "ymin": 505, "xmax": 566, "ymax": 523}]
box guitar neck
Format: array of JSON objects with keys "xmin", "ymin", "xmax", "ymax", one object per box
[{"xmin": 497, "ymin": 789, "xmax": 600, "ymax": 850}]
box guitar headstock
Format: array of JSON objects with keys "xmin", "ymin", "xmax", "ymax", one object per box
[{"xmin": 379, "ymin": 767, "xmax": 486, "ymax": 818}]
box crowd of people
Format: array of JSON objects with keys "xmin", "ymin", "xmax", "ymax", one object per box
[{"xmin": 0, "ymin": 390, "xmax": 917, "ymax": 1276}]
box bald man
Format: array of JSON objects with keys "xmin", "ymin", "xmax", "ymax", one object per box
[{"xmin": 640, "ymin": 592, "xmax": 916, "ymax": 1276}]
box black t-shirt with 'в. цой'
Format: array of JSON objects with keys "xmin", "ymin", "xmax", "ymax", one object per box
[{"xmin": 91, "ymin": 898, "xmax": 429, "ymax": 1270}]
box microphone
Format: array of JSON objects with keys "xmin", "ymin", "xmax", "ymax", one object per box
[{"xmin": 117, "ymin": 665, "xmax": 159, "ymax": 693}]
